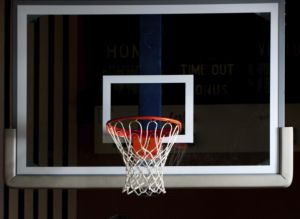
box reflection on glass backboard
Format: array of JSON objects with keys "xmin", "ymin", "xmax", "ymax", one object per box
[{"xmin": 26, "ymin": 13, "xmax": 271, "ymax": 169}]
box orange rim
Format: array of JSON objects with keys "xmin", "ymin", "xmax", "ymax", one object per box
[{"xmin": 106, "ymin": 116, "xmax": 182, "ymax": 135}]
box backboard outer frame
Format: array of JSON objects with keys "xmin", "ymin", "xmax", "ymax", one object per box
[
  {"xmin": 5, "ymin": 128, "xmax": 293, "ymax": 188},
  {"xmin": 7, "ymin": 0, "xmax": 292, "ymax": 189},
  {"xmin": 13, "ymin": 0, "xmax": 285, "ymax": 6}
]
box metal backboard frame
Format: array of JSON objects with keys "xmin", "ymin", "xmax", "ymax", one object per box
[{"xmin": 5, "ymin": 0, "xmax": 293, "ymax": 188}]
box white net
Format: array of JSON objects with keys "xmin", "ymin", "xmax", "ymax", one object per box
[{"xmin": 106, "ymin": 116, "xmax": 181, "ymax": 196}]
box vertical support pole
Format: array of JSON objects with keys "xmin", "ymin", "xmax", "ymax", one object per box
[
  {"xmin": 0, "ymin": 0, "xmax": 5, "ymax": 218},
  {"xmin": 8, "ymin": 2, "xmax": 18, "ymax": 219},
  {"xmin": 24, "ymin": 19, "xmax": 35, "ymax": 219},
  {"xmin": 53, "ymin": 15, "xmax": 63, "ymax": 219},
  {"xmin": 68, "ymin": 15, "xmax": 78, "ymax": 219},
  {"xmin": 38, "ymin": 16, "xmax": 49, "ymax": 219},
  {"xmin": 139, "ymin": 15, "xmax": 162, "ymax": 116},
  {"xmin": 8, "ymin": 189, "xmax": 18, "ymax": 219}
]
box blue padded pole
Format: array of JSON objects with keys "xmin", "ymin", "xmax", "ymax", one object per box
[{"xmin": 139, "ymin": 15, "xmax": 162, "ymax": 116}]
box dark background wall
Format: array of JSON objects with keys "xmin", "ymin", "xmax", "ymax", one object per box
[{"xmin": 1, "ymin": 0, "xmax": 300, "ymax": 219}]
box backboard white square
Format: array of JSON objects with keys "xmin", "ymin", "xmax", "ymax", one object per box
[{"xmin": 102, "ymin": 75, "xmax": 194, "ymax": 143}]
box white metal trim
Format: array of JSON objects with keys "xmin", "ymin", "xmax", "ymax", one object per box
[
  {"xmin": 269, "ymin": 3, "xmax": 279, "ymax": 174},
  {"xmin": 18, "ymin": 4, "xmax": 277, "ymax": 15},
  {"xmin": 17, "ymin": 5, "xmax": 28, "ymax": 176}
]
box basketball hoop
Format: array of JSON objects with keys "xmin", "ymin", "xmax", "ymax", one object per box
[{"xmin": 106, "ymin": 116, "xmax": 182, "ymax": 196}]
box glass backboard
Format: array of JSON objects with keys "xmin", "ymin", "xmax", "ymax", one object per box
[{"xmin": 5, "ymin": 0, "xmax": 293, "ymax": 188}]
